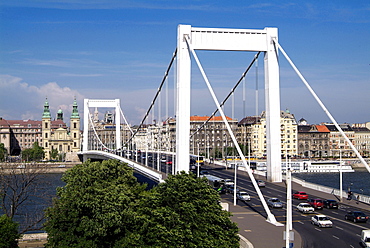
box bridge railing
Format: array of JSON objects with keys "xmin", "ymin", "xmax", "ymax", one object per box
[{"xmin": 291, "ymin": 176, "xmax": 370, "ymax": 205}]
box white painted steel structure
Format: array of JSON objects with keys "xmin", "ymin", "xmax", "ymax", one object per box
[
  {"xmin": 176, "ymin": 25, "xmax": 282, "ymax": 182},
  {"xmin": 83, "ymin": 99, "xmax": 121, "ymax": 151}
]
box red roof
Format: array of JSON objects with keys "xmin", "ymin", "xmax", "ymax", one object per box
[
  {"xmin": 316, "ymin": 125, "xmax": 330, "ymax": 132},
  {"xmin": 190, "ymin": 116, "xmax": 232, "ymax": 121}
]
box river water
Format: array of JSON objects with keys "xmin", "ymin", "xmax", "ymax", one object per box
[
  {"xmin": 4, "ymin": 172, "xmax": 157, "ymax": 232},
  {"xmin": 293, "ymin": 168, "xmax": 370, "ymax": 196}
]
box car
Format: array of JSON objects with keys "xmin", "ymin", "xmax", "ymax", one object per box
[
  {"xmin": 293, "ymin": 191, "xmax": 308, "ymax": 200},
  {"xmin": 221, "ymin": 179, "xmax": 235, "ymax": 186},
  {"xmin": 200, "ymin": 170, "xmax": 210, "ymax": 175},
  {"xmin": 311, "ymin": 214, "xmax": 333, "ymax": 228},
  {"xmin": 267, "ymin": 198, "xmax": 284, "ymax": 208},
  {"xmin": 166, "ymin": 160, "xmax": 173, "ymax": 165},
  {"xmin": 257, "ymin": 180, "xmax": 266, "ymax": 187},
  {"xmin": 225, "ymin": 184, "xmax": 240, "ymax": 194},
  {"xmin": 323, "ymin": 199, "xmax": 339, "ymax": 209},
  {"xmin": 297, "ymin": 203, "xmax": 315, "ymax": 213},
  {"xmin": 236, "ymin": 191, "xmax": 251, "ymax": 201},
  {"xmin": 345, "ymin": 211, "xmax": 369, "ymax": 223},
  {"xmin": 308, "ymin": 199, "xmax": 324, "ymax": 210}
]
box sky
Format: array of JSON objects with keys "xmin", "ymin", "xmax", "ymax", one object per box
[{"xmin": 0, "ymin": 0, "xmax": 369, "ymax": 126}]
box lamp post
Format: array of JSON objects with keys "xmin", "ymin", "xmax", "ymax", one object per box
[{"xmin": 339, "ymin": 149, "xmax": 343, "ymax": 202}]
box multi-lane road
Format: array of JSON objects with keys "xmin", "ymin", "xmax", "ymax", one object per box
[{"xmin": 208, "ymin": 166, "xmax": 370, "ymax": 248}]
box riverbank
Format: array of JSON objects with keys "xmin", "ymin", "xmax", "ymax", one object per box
[{"xmin": 0, "ymin": 162, "xmax": 80, "ymax": 174}]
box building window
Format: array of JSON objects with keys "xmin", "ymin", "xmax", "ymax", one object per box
[
  {"xmin": 74, "ymin": 142, "xmax": 77, "ymax": 147},
  {"xmin": 45, "ymin": 133, "xmax": 48, "ymax": 138},
  {"xmin": 45, "ymin": 122, "xmax": 48, "ymax": 129},
  {"xmin": 74, "ymin": 132, "xmax": 77, "ymax": 138},
  {"xmin": 59, "ymin": 145, "xmax": 62, "ymax": 151},
  {"xmin": 45, "ymin": 142, "xmax": 48, "ymax": 148}
]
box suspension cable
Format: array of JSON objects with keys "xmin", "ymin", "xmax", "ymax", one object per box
[
  {"xmin": 190, "ymin": 51, "xmax": 261, "ymax": 139},
  {"xmin": 125, "ymin": 48, "xmax": 177, "ymax": 146}
]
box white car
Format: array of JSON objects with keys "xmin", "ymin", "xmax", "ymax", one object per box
[
  {"xmin": 267, "ymin": 198, "xmax": 283, "ymax": 208},
  {"xmin": 311, "ymin": 214, "xmax": 333, "ymax": 228},
  {"xmin": 222, "ymin": 179, "xmax": 234, "ymax": 186},
  {"xmin": 237, "ymin": 191, "xmax": 251, "ymax": 201},
  {"xmin": 297, "ymin": 203, "xmax": 315, "ymax": 213}
]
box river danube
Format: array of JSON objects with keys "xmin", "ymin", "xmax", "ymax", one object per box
[{"xmin": 293, "ymin": 168, "xmax": 370, "ymax": 196}]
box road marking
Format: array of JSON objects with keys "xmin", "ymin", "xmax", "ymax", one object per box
[
  {"xmin": 350, "ymin": 245, "xmax": 354, "ymax": 248},
  {"xmin": 332, "ymin": 235, "xmax": 339, "ymax": 240},
  {"xmin": 315, "ymin": 228, "xmax": 322, "ymax": 232},
  {"xmin": 335, "ymin": 226, "xmax": 343, "ymax": 230},
  {"xmin": 331, "ymin": 211, "xmax": 340, "ymax": 215},
  {"xmin": 244, "ymin": 230, "xmax": 252, "ymax": 232},
  {"xmin": 298, "ymin": 221, "xmax": 304, "ymax": 224}
]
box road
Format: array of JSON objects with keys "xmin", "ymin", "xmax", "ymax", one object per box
[{"xmin": 207, "ymin": 166, "xmax": 370, "ymax": 248}]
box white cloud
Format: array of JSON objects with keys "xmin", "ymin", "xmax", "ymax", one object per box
[{"xmin": 0, "ymin": 75, "xmax": 84, "ymax": 122}]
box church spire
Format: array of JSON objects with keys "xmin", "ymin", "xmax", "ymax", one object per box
[
  {"xmin": 42, "ymin": 98, "xmax": 51, "ymax": 119},
  {"xmin": 70, "ymin": 98, "xmax": 80, "ymax": 119}
]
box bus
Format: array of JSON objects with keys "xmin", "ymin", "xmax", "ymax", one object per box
[{"xmin": 190, "ymin": 155, "xmax": 204, "ymax": 170}]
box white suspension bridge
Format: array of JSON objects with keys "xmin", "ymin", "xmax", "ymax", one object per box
[{"xmin": 78, "ymin": 25, "xmax": 370, "ymax": 228}]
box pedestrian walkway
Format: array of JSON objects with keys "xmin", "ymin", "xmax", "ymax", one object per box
[{"xmin": 223, "ymin": 199, "xmax": 302, "ymax": 248}]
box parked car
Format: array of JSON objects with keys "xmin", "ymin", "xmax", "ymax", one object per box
[
  {"xmin": 345, "ymin": 211, "xmax": 369, "ymax": 223},
  {"xmin": 297, "ymin": 203, "xmax": 315, "ymax": 213},
  {"xmin": 267, "ymin": 198, "xmax": 283, "ymax": 208},
  {"xmin": 308, "ymin": 199, "xmax": 324, "ymax": 210},
  {"xmin": 323, "ymin": 199, "xmax": 339, "ymax": 209},
  {"xmin": 257, "ymin": 180, "xmax": 266, "ymax": 187},
  {"xmin": 237, "ymin": 191, "xmax": 251, "ymax": 201},
  {"xmin": 293, "ymin": 191, "xmax": 308, "ymax": 200},
  {"xmin": 311, "ymin": 214, "xmax": 333, "ymax": 228}
]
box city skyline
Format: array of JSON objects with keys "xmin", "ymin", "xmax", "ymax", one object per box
[{"xmin": 1, "ymin": 1, "xmax": 369, "ymax": 125}]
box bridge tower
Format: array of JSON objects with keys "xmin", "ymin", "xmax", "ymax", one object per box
[
  {"xmin": 176, "ymin": 25, "xmax": 282, "ymax": 182},
  {"xmin": 83, "ymin": 99, "xmax": 121, "ymax": 151}
]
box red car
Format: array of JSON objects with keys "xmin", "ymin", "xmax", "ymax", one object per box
[
  {"xmin": 308, "ymin": 199, "xmax": 324, "ymax": 209},
  {"xmin": 293, "ymin": 191, "xmax": 308, "ymax": 200}
]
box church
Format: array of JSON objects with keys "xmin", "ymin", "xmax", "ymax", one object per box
[{"xmin": 41, "ymin": 98, "xmax": 81, "ymax": 161}]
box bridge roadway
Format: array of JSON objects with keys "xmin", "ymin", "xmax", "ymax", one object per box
[{"xmin": 205, "ymin": 163, "xmax": 370, "ymax": 248}]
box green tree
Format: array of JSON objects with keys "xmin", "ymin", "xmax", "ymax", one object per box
[
  {"xmin": 130, "ymin": 172, "xmax": 239, "ymax": 248},
  {"xmin": 44, "ymin": 159, "xmax": 147, "ymax": 248},
  {"xmin": 50, "ymin": 148, "xmax": 59, "ymax": 160},
  {"xmin": 22, "ymin": 142, "xmax": 44, "ymax": 162},
  {"xmin": 0, "ymin": 143, "xmax": 7, "ymax": 162},
  {"xmin": 0, "ymin": 214, "xmax": 20, "ymax": 248}
]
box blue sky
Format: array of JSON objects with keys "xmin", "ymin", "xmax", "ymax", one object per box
[{"xmin": 0, "ymin": 1, "xmax": 369, "ymax": 125}]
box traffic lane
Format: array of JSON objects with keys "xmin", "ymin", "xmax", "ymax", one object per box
[
  {"xmin": 291, "ymin": 209, "xmax": 364, "ymax": 248},
  {"xmin": 210, "ymin": 169, "xmax": 369, "ymax": 247}
]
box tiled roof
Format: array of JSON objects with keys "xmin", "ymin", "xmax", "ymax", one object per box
[
  {"xmin": 238, "ymin": 116, "xmax": 261, "ymax": 125},
  {"xmin": 316, "ymin": 125, "xmax": 330, "ymax": 132},
  {"xmin": 298, "ymin": 125, "xmax": 311, "ymax": 132},
  {"xmin": 190, "ymin": 116, "xmax": 232, "ymax": 121}
]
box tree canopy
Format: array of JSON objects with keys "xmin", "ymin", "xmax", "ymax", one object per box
[
  {"xmin": 0, "ymin": 143, "xmax": 6, "ymax": 162},
  {"xmin": 0, "ymin": 214, "xmax": 20, "ymax": 248},
  {"xmin": 45, "ymin": 160, "xmax": 239, "ymax": 247},
  {"xmin": 22, "ymin": 142, "xmax": 45, "ymax": 161}
]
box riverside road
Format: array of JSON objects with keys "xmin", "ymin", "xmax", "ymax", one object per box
[{"xmin": 205, "ymin": 164, "xmax": 370, "ymax": 248}]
